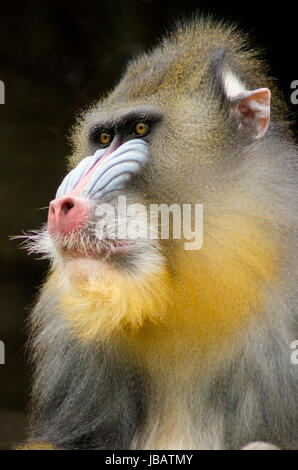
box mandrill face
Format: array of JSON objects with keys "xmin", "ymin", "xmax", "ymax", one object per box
[
  {"xmin": 46, "ymin": 138, "xmax": 163, "ymax": 276},
  {"xmin": 36, "ymin": 117, "xmax": 176, "ymax": 343},
  {"xmin": 44, "ymin": 92, "xmax": 204, "ymax": 283}
]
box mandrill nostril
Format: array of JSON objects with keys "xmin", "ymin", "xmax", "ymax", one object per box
[
  {"xmin": 61, "ymin": 199, "xmax": 75, "ymax": 216},
  {"xmin": 48, "ymin": 195, "xmax": 90, "ymax": 235}
]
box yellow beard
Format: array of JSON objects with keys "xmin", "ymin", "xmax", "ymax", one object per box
[
  {"xmin": 55, "ymin": 258, "xmax": 173, "ymax": 343},
  {"xmin": 45, "ymin": 211, "xmax": 279, "ymax": 368}
]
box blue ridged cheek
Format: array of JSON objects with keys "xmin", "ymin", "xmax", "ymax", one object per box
[{"xmin": 55, "ymin": 139, "xmax": 149, "ymax": 200}]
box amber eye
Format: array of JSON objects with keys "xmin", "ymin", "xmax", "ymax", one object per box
[
  {"xmin": 99, "ymin": 132, "xmax": 112, "ymax": 146},
  {"xmin": 134, "ymin": 122, "xmax": 149, "ymax": 136}
]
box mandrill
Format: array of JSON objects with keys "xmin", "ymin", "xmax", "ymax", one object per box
[{"xmin": 20, "ymin": 18, "xmax": 298, "ymax": 450}]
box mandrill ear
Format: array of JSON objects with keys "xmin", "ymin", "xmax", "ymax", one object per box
[{"xmin": 223, "ymin": 68, "xmax": 271, "ymax": 140}]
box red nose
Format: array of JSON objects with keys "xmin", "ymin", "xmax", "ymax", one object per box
[{"xmin": 48, "ymin": 196, "xmax": 91, "ymax": 235}]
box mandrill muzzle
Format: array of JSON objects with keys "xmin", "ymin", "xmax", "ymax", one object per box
[{"xmin": 47, "ymin": 139, "xmax": 149, "ymax": 236}]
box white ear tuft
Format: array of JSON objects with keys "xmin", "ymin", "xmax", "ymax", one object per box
[{"xmin": 223, "ymin": 68, "xmax": 246, "ymax": 99}]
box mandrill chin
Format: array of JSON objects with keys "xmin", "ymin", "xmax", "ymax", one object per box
[{"xmin": 20, "ymin": 17, "xmax": 298, "ymax": 450}]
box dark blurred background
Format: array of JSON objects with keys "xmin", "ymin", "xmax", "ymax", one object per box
[{"xmin": 0, "ymin": 0, "xmax": 297, "ymax": 449}]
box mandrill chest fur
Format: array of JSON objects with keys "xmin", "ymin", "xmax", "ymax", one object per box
[{"xmin": 23, "ymin": 17, "xmax": 298, "ymax": 450}]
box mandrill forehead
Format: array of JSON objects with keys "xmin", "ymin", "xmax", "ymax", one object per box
[
  {"xmin": 105, "ymin": 18, "xmax": 285, "ymax": 127},
  {"xmin": 108, "ymin": 20, "xmax": 263, "ymax": 101}
]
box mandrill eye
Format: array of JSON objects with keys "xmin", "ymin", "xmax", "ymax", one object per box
[
  {"xmin": 133, "ymin": 121, "xmax": 150, "ymax": 137},
  {"xmin": 99, "ymin": 132, "xmax": 112, "ymax": 146}
]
